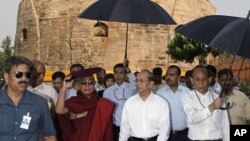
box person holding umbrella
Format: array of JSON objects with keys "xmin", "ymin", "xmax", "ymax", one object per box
[
  {"xmin": 182, "ymin": 65, "xmax": 229, "ymax": 141},
  {"xmin": 218, "ymin": 68, "xmax": 250, "ymax": 125},
  {"xmin": 103, "ymin": 62, "xmax": 137, "ymax": 141},
  {"xmin": 56, "ymin": 68, "xmax": 115, "ymax": 141}
]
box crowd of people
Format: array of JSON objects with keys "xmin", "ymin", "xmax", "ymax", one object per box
[{"xmin": 0, "ymin": 55, "xmax": 250, "ymax": 141}]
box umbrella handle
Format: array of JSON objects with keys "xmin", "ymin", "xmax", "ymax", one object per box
[
  {"xmin": 247, "ymin": 10, "xmax": 250, "ymax": 19},
  {"xmin": 124, "ymin": 23, "xmax": 129, "ymax": 60}
]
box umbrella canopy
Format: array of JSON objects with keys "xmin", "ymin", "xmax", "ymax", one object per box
[
  {"xmin": 175, "ymin": 11, "xmax": 250, "ymax": 59},
  {"xmin": 176, "ymin": 11, "xmax": 250, "ymax": 100},
  {"xmin": 79, "ymin": 0, "xmax": 176, "ymax": 24},
  {"xmin": 79, "ymin": 0, "xmax": 176, "ymax": 58}
]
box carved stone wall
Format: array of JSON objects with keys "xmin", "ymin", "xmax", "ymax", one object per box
[{"xmin": 15, "ymin": 0, "xmax": 215, "ymax": 72}]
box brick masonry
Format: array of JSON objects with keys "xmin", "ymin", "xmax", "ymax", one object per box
[{"xmin": 14, "ymin": 0, "xmax": 215, "ymax": 73}]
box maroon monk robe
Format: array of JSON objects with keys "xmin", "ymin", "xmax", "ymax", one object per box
[{"xmin": 58, "ymin": 91, "xmax": 115, "ymax": 141}]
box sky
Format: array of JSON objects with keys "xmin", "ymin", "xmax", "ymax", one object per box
[{"xmin": 0, "ymin": 0, "xmax": 249, "ymax": 45}]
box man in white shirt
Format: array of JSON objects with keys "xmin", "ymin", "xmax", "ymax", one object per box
[
  {"xmin": 28, "ymin": 60, "xmax": 58, "ymax": 108},
  {"xmin": 152, "ymin": 67, "xmax": 166, "ymax": 93},
  {"xmin": 95, "ymin": 68, "xmax": 106, "ymax": 92},
  {"xmin": 157, "ymin": 65, "xmax": 189, "ymax": 141},
  {"xmin": 182, "ymin": 65, "xmax": 229, "ymax": 141},
  {"xmin": 119, "ymin": 70, "xmax": 170, "ymax": 141},
  {"xmin": 103, "ymin": 63, "xmax": 137, "ymax": 141},
  {"xmin": 206, "ymin": 65, "xmax": 222, "ymax": 94},
  {"xmin": 27, "ymin": 60, "xmax": 59, "ymax": 140}
]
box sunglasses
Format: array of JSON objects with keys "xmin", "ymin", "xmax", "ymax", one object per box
[
  {"xmin": 81, "ymin": 80, "xmax": 95, "ymax": 85},
  {"xmin": 13, "ymin": 71, "xmax": 32, "ymax": 79}
]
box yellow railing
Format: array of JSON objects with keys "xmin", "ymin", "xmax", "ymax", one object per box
[{"xmin": 44, "ymin": 70, "xmax": 186, "ymax": 82}]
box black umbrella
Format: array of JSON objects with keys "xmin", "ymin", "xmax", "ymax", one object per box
[
  {"xmin": 175, "ymin": 11, "xmax": 250, "ymax": 59},
  {"xmin": 176, "ymin": 11, "xmax": 250, "ymax": 102},
  {"xmin": 79, "ymin": 0, "xmax": 176, "ymax": 59}
]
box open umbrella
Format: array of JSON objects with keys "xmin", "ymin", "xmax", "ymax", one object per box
[
  {"xmin": 175, "ymin": 11, "xmax": 250, "ymax": 59},
  {"xmin": 175, "ymin": 11, "xmax": 250, "ymax": 102},
  {"xmin": 79, "ymin": 0, "xmax": 176, "ymax": 59}
]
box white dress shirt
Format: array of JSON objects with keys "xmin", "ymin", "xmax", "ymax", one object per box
[
  {"xmin": 126, "ymin": 72, "xmax": 136, "ymax": 84},
  {"xmin": 103, "ymin": 82, "xmax": 137, "ymax": 126},
  {"xmin": 208, "ymin": 82, "xmax": 222, "ymax": 94},
  {"xmin": 65, "ymin": 87, "xmax": 77, "ymax": 100},
  {"xmin": 182, "ymin": 90, "xmax": 230, "ymax": 141},
  {"xmin": 28, "ymin": 82, "xmax": 58, "ymax": 104},
  {"xmin": 157, "ymin": 84, "xmax": 190, "ymax": 131},
  {"xmin": 119, "ymin": 92, "xmax": 170, "ymax": 141},
  {"xmin": 28, "ymin": 82, "xmax": 58, "ymax": 110},
  {"xmin": 95, "ymin": 82, "xmax": 105, "ymax": 92}
]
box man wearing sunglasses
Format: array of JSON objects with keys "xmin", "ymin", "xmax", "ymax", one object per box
[
  {"xmin": 56, "ymin": 67, "xmax": 115, "ymax": 141},
  {"xmin": 0, "ymin": 56, "xmax": 57, "ymax": 141}
]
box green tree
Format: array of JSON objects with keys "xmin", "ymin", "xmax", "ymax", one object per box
[
  {"xmin": 167, "ymin": 33, "xmax": 221, "ymax": 64},
  {"xmin": 0, "ymin": 36, "xmax": 14, "ymax": 87},
  {"xmin": 239, "ymin": 80, "xmax": 250, "ymax": 99}
]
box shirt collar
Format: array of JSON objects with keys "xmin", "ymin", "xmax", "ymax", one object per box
[
  {"xmin": 138, "ymin": 91, "xmax": 154, "ymax": 102},
  {"xmin": 114, "ymin": 81, "xmax": 127, "ymax": 88},
  {"xmin": 165, "ymin": 84, "xmax": 183, "ymax": 92},
  {"xmin": 28, "ymin": 83, "xmax": 44, "ymax": 91},
  {"xmin": 228, "ymin": 89, "xmax": 236, "ymax": 96},
  {"xmin": 0, "ymin": 88, "xmax": 33, "ymax": 105},
  {"xmin": 194, "ymin": 89, "xmax": 210, "ymax": 97}
]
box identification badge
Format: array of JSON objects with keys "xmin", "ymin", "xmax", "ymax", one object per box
[{"xmin": 20, "ymin": 112, "xmax": 32, "ymax": 130}]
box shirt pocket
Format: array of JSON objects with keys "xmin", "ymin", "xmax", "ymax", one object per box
[
  {"xmin": 21, "ymin": 113, "xmax": 40, "ymax": 133},
  {"xmin": 146, "ymin": 108, "xmax": 161, "ymax": 128}
]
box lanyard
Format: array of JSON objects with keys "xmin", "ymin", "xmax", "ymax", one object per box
[
  {"xmin": 114, "ymin": 88, "xmax": 127, "ymax": 100},
  {"xmin": 194, "ymin": 90, "xmax": 214, "ymax": 108}
]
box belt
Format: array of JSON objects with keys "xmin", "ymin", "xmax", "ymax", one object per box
[
  {"xmin": 129, "ymin": 135, "xmax": 158, "ymax": 141},
  {"xmin": 113, "ymin": 124, "xmax": 120, "ymax": 129},
  {"xmin": 170, "ymin": 128, "xmax": 188, "ymax": 134}
]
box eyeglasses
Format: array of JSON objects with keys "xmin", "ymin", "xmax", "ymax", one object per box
[
  {"xmin": 81, "ymin": 80, "xmax": 95, "ymax": 85},
  {"xmin": 13, "ymin": 71, "xmax": 32, "ymax": 79}
]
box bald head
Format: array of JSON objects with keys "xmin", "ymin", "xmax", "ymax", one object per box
[
  {"xmin": 30, "ymin": 60, "xmax": 46, "ymax": 87},
  {"xmin": 191, "ymin": 65, "xmax": 210, "ymax": 94},
  {"xmin": 139, "ymin": 69, "xmax": 154, "ymax": 81},
  {"xmin": 136, "ymin": 69, "xmax": 154, "ymax": 96},
  {"xmin": 191, "ymin": 65, "xmax": 209, "ymax": 79},
  {"xmin": 33, "ymin": 60, "xmax": 45, "ymax": 70}
]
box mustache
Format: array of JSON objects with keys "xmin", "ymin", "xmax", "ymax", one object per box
[{"xmin": 18, "ymin": 81, "xmax": 29, "ymax": 85}]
